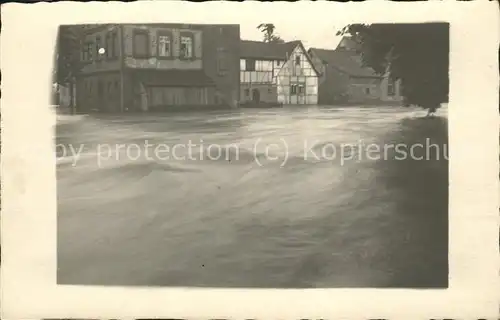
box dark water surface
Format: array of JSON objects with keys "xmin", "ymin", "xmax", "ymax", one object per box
[{"xmin": 56, "ymin": 106, "xmax": 448, "ymax": 288}]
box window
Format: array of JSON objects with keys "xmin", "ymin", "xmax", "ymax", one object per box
[
  {"xmin": 298, "ymin": 85, "xmax": 304, "ymax": 94},
  {"xmin": 387, "ymin": 79, "xmax": 396, "ymax": 96},
  {"xmin": 81, "ymin": 42, "xmax": 94, "ymax": 62},
  {"xmin": 290, "ymin": 84, "xmax": 297, "ymax": 95},
  {"xmin": 276, "ymin": 60, "xmax": 281, "ymax": 66},
  {"xmin": 244, "ymin": 89, "xmax": 250, "ymax": 96},
  {"xmin": 105, "ymin": 32, "xmax": 110, "ymax": 58},
  {"xmin": 133, "ymin": 30, "xmax": 149, "ymax": 58},
  {"xmin": 295, "ymin": 55, "xmax": 301, "ymax": 66},
  {"xmin": 88, "ymin": 42, "xmax": 94, "ymax": 61},
  {"xmin": 96, "ymin": 36, "xmax": 102, "ymax": 61},
  {"xmin": 180, "ymin": 34, "xmax": 193, "ymax": 59},
  {"xmin": 81, "ymin": 43, "xmax": 89, "ymax": 62},
  {"xmin": 112, "ymin": 31, "xmax": 119, "ymax": 58},
  {"xmin": 268, "ymin": 88, "xmax": 273, "ymax": 94},
  {"xmin": 157, "ymin": 33, "xmax": 171, "ymax": 58},
  {"xmin": 246, "ymin": 59, "xmax": 256, "ymax": 71},
  {"xmin": 217, "ymin": 48, "xmax": 228, "ymax": 75},
  {"xmin": 81, "ymin": 42, "xmax": 94, "ymax": 63},
  {"xmin": 105, "ymin": 31, "xmax": 119, "ymax": 59},
  {"xmin": 365, "ymin": 87, "xmax": 371, "ymax": 95}
]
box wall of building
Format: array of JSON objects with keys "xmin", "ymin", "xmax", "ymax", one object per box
[
  {"xmin": 317, "ymin": 65, "xmax": 404, "ymax": 105},
  {"xmin": 380, "ymin": 74, "xmax": 403, "ymax": 103},
  {"xmin": 202, "ymin": 25, "xmax": 241, "ymax": 108},
  {"xmin": 240, "ymin": 84, "xmax": 278, "ymax": 103},
  {"xmin": 308, "ymin": 52, "xmax": 327, "ymax": 85},
  {"xmin": 122, "ymin": 24, "xmax": 203, "ymax": 70},
  {"xmin": 317, "ymin": 66, "xmax": 350, "ymax": 104},
  {"xmin": 76, "ymin": 72, "xmax": 122, "ymax": 112},
  {"xmin": 239, "ymin": 58, "xmax": 284, "ymax": 104},
  {"xmin": 240, "ymin": 59, "xmax": 284, "ymax": 84},
  {"xmin": 80, "ymin": 25, "xmax": 122, "ymax": 74},
  {"xmin": 148, "ymin": 87, "xmax": 210, "ymax": 106},
  {"xmin": 346, "ymin": 76, "xmax": 383, "ymax": 103},
  {"xmin": 276, "ymin": 45, "xmax": 318, "ymax": 105}
]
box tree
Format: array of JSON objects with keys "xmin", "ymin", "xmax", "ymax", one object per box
[
  {"xmin": 257, "ymin": 23, "xmax": 285, "ymax": 43},
  {"xmin": 53, "ymin": 25, "xmax": 85, "ymax": 110},
  {"xmin": 337, "ymin": 23, "xmax": 449, "ymax": 112}
]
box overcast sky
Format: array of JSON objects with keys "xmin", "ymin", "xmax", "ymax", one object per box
[
  {"xmin": 152, "ymin": 1, "xmax": 346, "ymax": 49},
  {"xmin": 42, "ymin": 0, "xmax": 468, "ymax": 51},
  {"xmin": 240, "ymin": 22, "xmax": 343, "ymax": 50},
  {"xmin": 19, "ymin": 0, "xmax": 459, "ymax": 49},
  {"xmin": 50, "ymin": 1, "xmax": 348, "ymax": 50}
]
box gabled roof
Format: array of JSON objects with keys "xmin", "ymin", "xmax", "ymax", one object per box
[
  {"xmin": 240, "ymin": 40, "xmax": 320, "ymax": 76},
  {"xmin": 240, "ymin": 40, "xmax": 301, "ymax": 60},
  {"xmin": 308, "ymin": 48, "xmax": 381, "ymax": 78}
]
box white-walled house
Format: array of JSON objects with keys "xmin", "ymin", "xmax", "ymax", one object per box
[{"xmin": 239, "ymin": 40, "xmax": 320, "ymax": 105}]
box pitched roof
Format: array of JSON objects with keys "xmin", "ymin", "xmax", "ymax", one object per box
[
  {"xmin": 308, "ymin": 48, "xmax": 381, "ymax": 78},
  {"xmin": 240, "ymin": 40, "xmax": 301, "ymax": 60},
  {"xmin": 240, "ymin": 40, "xmax": 321, "ymax": 76},
  {"xmin": 336, "ymin": 36, "xmax": 361, "ymax": 51}
]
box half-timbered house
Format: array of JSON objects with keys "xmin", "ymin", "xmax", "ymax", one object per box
[{"xmin": 239, "ymin": 40, "xmax": 320, "ymax": 105}]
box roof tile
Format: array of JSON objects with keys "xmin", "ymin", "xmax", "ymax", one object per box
[
  {"xmin": 240, "ymin": 40, "xmax": 300, "ymax": 60},
  {"xmin": 309, "ymin": 48, "xmax": 381, "ymax": 78}
]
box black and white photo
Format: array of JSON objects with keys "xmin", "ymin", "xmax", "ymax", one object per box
[
  {"xmin": 54, "ymin": 20, "xmax": 449, "ymax": 288},
  {"xmin": 1, "ymin": 1, "xmax": 498, "ymax": 318}
]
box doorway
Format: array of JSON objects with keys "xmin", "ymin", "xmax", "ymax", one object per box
[
  {"xmin": 297, "ymin": 84, "xmax": 306, "ymax": 104},
  {"xmin": 252, "ymin": 88, "xmax": 261, "ymax": 103}
]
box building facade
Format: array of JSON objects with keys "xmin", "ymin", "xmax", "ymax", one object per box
[
  {"xmin": 75, "ymin": 23, "xmax": 240, "ymax": 112},
  {"xmin": 239, "ymin": 40, "xmax": 319, "ymax": 105},
  {"xmin": 309, "ymin": 37, "xmax": 403, "ymax": 106}
]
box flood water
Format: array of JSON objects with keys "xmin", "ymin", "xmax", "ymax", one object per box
[{"xmin": 56, "ymin": 105, "xmax": 448, "ymax": 288}]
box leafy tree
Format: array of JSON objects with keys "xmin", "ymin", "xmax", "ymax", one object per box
[
  {"xmin": 337, "ymin": 23, "xmax": 449, "ymax": 113},
  {"xmin": 54, "ymin": 25, "xmax": 85, "ymax": 84},
  {"xmin": 257, "ymin": 23, "xmax": 285, "ymax": 43},
  {"xmin": 53, "ymin": 25, "xmax": 85, "ymax": 108}
]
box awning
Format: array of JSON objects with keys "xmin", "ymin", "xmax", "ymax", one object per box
[{"xmin": 134, "ymin": 70, "xmax": 216, "ymax": 87}]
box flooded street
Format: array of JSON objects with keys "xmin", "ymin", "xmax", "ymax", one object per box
[{"xmin": 56, "ymin": 106, "xmax": 448, "ymax": 288}]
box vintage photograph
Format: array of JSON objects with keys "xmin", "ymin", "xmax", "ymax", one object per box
[{"xmin": 53, "ymin": 21, "xmax": 449, "ymax": 288}]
